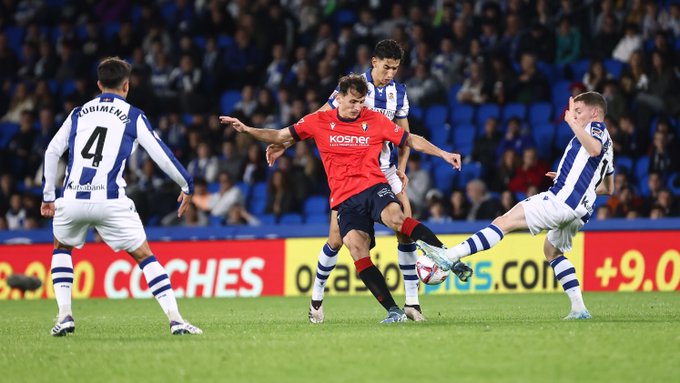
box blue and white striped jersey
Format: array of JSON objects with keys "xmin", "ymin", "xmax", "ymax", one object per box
[
  {"xmin": 549, "ymin": 121, "xmax": 614, "ymax": 219},
  {"xmin": 327, "ymin": 68, "xmax": 409, "ymax": 170},
  {"xmin": 43, "ymin": 93, "xmax": 193, "ymax": 202}
]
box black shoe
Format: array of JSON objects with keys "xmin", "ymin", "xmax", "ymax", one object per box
[{"xmin": 451, "ymin": 261, "xmax": 473, "ymax": 282}]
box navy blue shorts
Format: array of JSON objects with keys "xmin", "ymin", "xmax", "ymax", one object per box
[{"xmin": 336, "ymin": 183, "xmax": 401, "ymax": 249}]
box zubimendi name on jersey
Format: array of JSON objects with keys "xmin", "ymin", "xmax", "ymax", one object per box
[
  {"xmin": 77, "ymin": 104, "xmax": 131, "ymax": 124},
  {"xmin": 369, "ymin": 107, "xmax": 396, "ymax": 120}
]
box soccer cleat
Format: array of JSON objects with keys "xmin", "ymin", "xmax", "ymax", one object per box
[
  {"xmin": 51, "ymin": 315, "xmax": 75, "ymax": 337},
  {"xmin": 308, "ymin": 302, "xmax": 324, "ymax": 324},
  {"xmin": 563, "ymin": 309, "xmax": 592, "ymax": 320},
  {"xmin": 170, "ymin": 321, "xmax": 203, "ymax": 335},
  {"xmin": 380, "ymin": 307, "xmax": 407, "ymax": 324},
  {"xmin": 415, "ymin": 240, "xmax": 453, "ymax": 271},
  {"xmin": 451, "ymin": 261, "xmax": 474, "ymax": 282},
  {"xmin": 404, "ymin": 305, "xmax": 426, "ymax": 322}
]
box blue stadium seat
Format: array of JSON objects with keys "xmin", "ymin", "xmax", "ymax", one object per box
[
  {"xmin": 554, "ymin": 121, "xmax": 573, "ymax": 149},
  {"xmin": 3, "ymin": 26, "xmax": 25, "ymax": 55},
  {"xmin": 551, "ymin": 80, "xmax": 571, "ymax": 113},
  {"xmin": 303, "ymin": 195, "xmax": 328, "ymax": 215},
  {"xmin": 207, "ymin": 182, "xmax": 220, "ymax": 193},
  {"xmin": 160, "ymin": 2, "xmax": 178, "ymax": 24},
  {"xmin": 409, "ymin": 105, "xmax": 423, "ymax": 121},
  {"xmin": 614, "ymin": 156, "xmax": 633, "ymax": 177},
  {"xmin": 634, "ymin": 157, "xmax": 649, "ymax": 182},
  {"xmin": 594, "ymin": 194, "xmax": 609, "ymax": 208},
  {"xmin": 637, "ymin": 175, "xmax": 650, "ymax": 197},
  {"xmin": 457, "ymin": 161, "xmax": 482, "ymax": 189},
  {"xmin": 501, "ymin": 103, "xmax": 526, "ymax": 123},
  {"xmin": 102, "ymin": 22, "xmax": 120, "ymax": 42},
  {"xmin": 448, "ymin": 84, "xmax": 462, "ymax": 108},
  {"xmin": 279, "ymin": 213, "xmax": 303, "ymax": 225},
  {"xmin": 257, "ymin": 214, "xmax": 276, "ymax": 225},
  {"xmin": 60, "ymin": 80, "xmax": 76, "ymax": 96},
  {"xmin": 528, "ymin": 102, "xmax": 552, "ymax": 125},
  {"xmin": 451, "ymin": 123, "xmax": 475, "ymax": 153},
  {"xmin": 208, "ymin": 215, "xmax": 224, "ymax": 226},
  {"xmin": 220, "ymin": 90, "xmax": 241, "ymax": 115},
  {"xmin": 570, "ymin": 59, "xmax": 590, "ymax": 81},
  {"xmin": 424, "ymin": 104, "xmax": 448, "ymax": 127},
  {"xmin": 514, "ymin": 192, "xmax": 527, "ymax": 202},
  {"xmin": 235, "ymin": 182, "xmax": 251, "ymax": 201},
  {"xmin": 248, "ymin": 198, "xmax": 267, "ymax": 215},
  {"xmin": 476, "ymin": 103, "xmax": 500, "ymax": 127},
  {"xmin": 333, "ymin": 9, "xmax": 356, "ymax": 31},
  {"xmin": 450, "ymin": 104, "xmax": 474, "ymax": 126},
  {"xmin": 0, "ymin": 122, "xmax": 20, "ymax": 148},
  {"xmin": 217, "ymin": 34, "xmax": 234, "ymax": 49},
  {"xmin": 305, "ymin": 213, "xmax": 329, "ymax": 224},
  {"xmin": 603, "ymin": 59, "xmax": 623, "ymax": 78},
  {"xmin": 668, "ymin": 173, "xmax": 680, "ymax": 195},
  {"xmin": 532, "ymin": 123, "xmax": 555, "ymax": 160},
  {"xmin": 431, "ymin": 162, "xmax": 456, "ymax": 195},
  {"xmin": 426, "ymin": 123, "xmax": 450, "ymax": 146}
]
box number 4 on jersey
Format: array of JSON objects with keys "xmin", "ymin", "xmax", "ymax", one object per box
[{"xmin": 81, "ymin": 126, "xmax": 108, "ymax": 167}]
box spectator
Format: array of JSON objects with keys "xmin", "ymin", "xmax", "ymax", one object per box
[
  {"xmin": 2, "ymin": 82, "xmax": 34, "ymax": 123},
  {"xmin": 555, "ymin": 17, "xmax": 581, "ymax": 65},
  {"xmin": 655, "ymin": 189, "xmax": 679, "ymax": 217},
  {"xmin": 232, "ymin": 85, "xmax": 257, "ymax": 119},
  {"xmin": 612, "ymin": 23, "xmax": 643, "ymax": 62},
  {"xmin": 456, "ymin": 62, "xmax": 486, "ymax": 105},
  {"xmin": 601, "ymin": 80, "xmax": 626, "ymax": 121},
  {"xmin": 161, "ymin": 203, "xmax": 208, "ymax": 227},
  {"xmin": 508, "ymin": 147, "xmax": 550, "ymax": 194},
  {"xmin": 168, "ymin": 54, "xmax": 205, "ymax": 114},
  {"xmin": 500, "ymin": 190, "xmax": 517, "ymax": 215},
  {"xmin": 241, "ymin": 143, "xmax": 267, "ymax": 185},
  {"xmin": 7, "ymin": 110, "xmax": 37, "ymax": 180},
  {"xmin": 648, "ymin": 130, "xmax": 677, "ymax": 179},
  {"xmin": 465, "ymin": 179, "xmax": 502, "ymax": 221},
  {"xmin": 591, "ymin": 13, "xmax": 621, "ymax": 60},
  {"xmin": 187, "ymin": 142, "xmax": 219, "ymax": 183},
  {"xmin": 405, "ymin": 63, "xmax": 442, "ymax": 106},
  {"xmin": 483, "ymin": 54, "xmax": 515, "ymax": 105},
  {"xmin": 208, "ymin": 172, "xmax": 243, "ymax": 218},
  {"xmin": 642, "ymin": 172, "xmax": 664, "ymax": 214},
  {"xmin": 510, "ymin": 53, "xmax": 550, "ymax": 104},
  {"xmin": 609, "ymin": 186, "xmax": 642, "ymax": 218},
  {"xmin": 517, "ymin": 22, "xmax": 556, "ymax": 63},
  {"xmin": 635, "ymin": 51, "xmax": 680, "ymax": 129},
  {"xmin": 491, "ymin": 149, "xmax": 520, "ymax": 193},
  {"xmin": 264, "ymin": 44, "xmax": 287, "ymax": 93},
  {"xmin": 226, "ymin": 204, "xmax": 261, "ymax": 226},
  {"xmin": 596, "ymin": 205, "xmax": 612, "ymax": 220},
  {"xmin": 472, "ymin": 117, "xmax": 502, "ymax": 176},
  {"xmin": 5, "ymin": 194, "xmax": 26, "ymax": 230},
  {"xmin": 427, "ymin": 200, "xmax": 452, "ymax": 223},
  {"xmin": 496, "ymin": 117, "xmax": 534, "ymax": 158},
  {"xmin": 431, "ymin": 38, "xmax": 463, "ymax": 88},
  {"xmin": 582, "ymin": 60, "xmax": 611, "ymax": 92},
  {"xmin": 405, "ymin": 153, "xmax": 432, "ymax": 218},
  {"xmin": 265, "ymin": 169, "xmax": 296, "ymax": 217},
  {"xmin": 612, "ymin": 114, "xmax": 642, "ymax": 157},
  {"xmin": 449, "ymin": 190, "xmax": 469, "ymax": 221}
]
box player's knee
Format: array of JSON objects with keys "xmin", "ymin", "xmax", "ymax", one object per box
[{"xmin": 327, "ymin": 236, "xmax": 343, "ymax": 250}]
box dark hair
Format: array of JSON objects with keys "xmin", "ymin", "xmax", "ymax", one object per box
[
  {"xmin": 337, "ymin": 74, "xmax": 368, "ymax": 97},
  {"xmin": 574, "ymin": 91, "xmax": 608, "ymax": 115},
  {"xmin": 373, "ymin": 39, "xmax": 403, "ymax": 61},
  {"xmin": 97, "ymin": 57, "xmax": 131, "ymax": 89}
]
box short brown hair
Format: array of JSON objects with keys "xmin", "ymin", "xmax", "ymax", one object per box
[
  {"xmin": 97, "ymin": 57, "xmax": 131, "ymax": 89},
  {"xmin": 337, "ymin": 74, "xmax": 368, "ymax": 97},
  {"xmin": 574, "ymin": 91, "xmax": 607, "ymax": 116}
]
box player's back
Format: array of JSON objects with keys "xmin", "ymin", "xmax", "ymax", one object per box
[{"xmin": 61, "ymin": 94, "xmax": 139, "ymax": 201}]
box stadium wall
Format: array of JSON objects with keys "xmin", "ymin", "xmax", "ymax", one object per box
[{"xmin": 1, "ymin": 220, "xmax": 679, "ymax": 299}]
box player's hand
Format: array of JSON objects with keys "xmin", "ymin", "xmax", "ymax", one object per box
[
  {"xmin": 396, "ymin": 169, "xmax": 409, "ymax": 193},
  {"xmin": 219, "ymin": 116, "xmax": 247, "ymax": 133},
  {"xmin": 177, "ymin": 192, "xmax": 192, "ymax": 217},
  {"xmin": 444, "ymin": 152, "xmax": 462, "ymax": 170},
  {"xmin": 40, "ymin": 202, "xmax": 55, "ymax": 218},
  {"xmin": 545, "ymin": 171, "xmax": 557, "ymax": 179},
  {"xmin": 564, "ymin": 96, "xmax": 577, "ymax": 127},
  {"xmin": 266, "ymin": 144, "xmax": 286, "ymax": 167}
]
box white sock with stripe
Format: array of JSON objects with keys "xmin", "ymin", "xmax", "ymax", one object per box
[
  {"xmin": 446, "ymin": 224, "xmax": 504, "ymax": 260},
  {"xmin": 51, "ymin": 249, "xmax": 73, "ymax": 320},
  {"xmin": 139, "ymin": 256, "xmax": 183, "ymax": 323},
  {"xmin": 398, "ymin": 242, "xmax": 419, "ymax": 306},
  {"xmin": 549, "ymin": 255, "xmax": 586, "ymax": 312},
  {"xmin": 312, "ymin": 243, "xmax": 339, "ymax": 302}
]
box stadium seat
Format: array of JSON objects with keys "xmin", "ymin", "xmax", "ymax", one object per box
[
  {"xmin": 60, "ymin": 80, "xmax": 76, "ymax": 97},
  {"xmin": 634, "ymin": 157, "xmax": 649, "ymax": 182},
  {"xmin": 451, "ymin": 123, "xmax": 475, "ymax": 151},
  {"xmin": 448, "ymin": 84, "xmax": 462, "ymax": 108},
  {"xmin": 450, "ymin": 104, "xmax": 474, "ymax": 126},
  {"xmin": 456, "ymin": 161, "xmax": 482, "ymax": 189},
  {"xmin": 303, "ymin": 196, "xmax": 328, "ymax": 215},
  {"xmin": 208, "ymin": 215, "xmax": 224, "ymax": 226},
  {"xmin": 220, "ymin": 90, "xmax": 241, "ymax": 115},
  {"xmin": 531, "ymin": 123, "xmax": 556, "ymax": 159},
  {"xmin": 248, "ymin": 182, "xmax": 267, "ymax": 214},
  {"xmin": 528, "ymin": 102, "xmax": 552, "ymax": 125},
  {"xmin": 160, "ymin": 2, "xmax": 178, "ymax": 24},
  {"xmin": 217, "ymin": 34, "xmax": 234, "ymax": 49},
  {"xmin": 279, "ymin": 213, "xmax": 303, "ymax": 225},
  {"xmin": 409, "ymin": 105, "xmax": 423, "ymax": 121},
  {"xmin": 248, "ymin": 198, "xmax": 267, "ymax": 215},
  {"xmin": 3, "ymin": 26, "xmax": 24, "ymax": 55},
  {"xmin": 102, "ymin": 22, "xmax": 120, "ymax": 42},
  {"xmin": 637, "ymin": 175, "xmax": 650, "ymax": 197},
  {"xmin": 514, "ymin": 192, "xmax": 527, "ymax": 202},
  {"xmin": 0, "ymin": 122, "xmax": 20, "ymax": 148},
  {"xmin": 235, "ymin": 182, "xmax": 251, "ymax": 201},
  {"xmin": 207, "ymin": 182, "xmax": 220, "ymax": 193},
  {"xmin": 603, "ymin": 59, "xmax": 623, "ymax": 78},
  {"xmin": 668, "ymin": 173, "xmax": 680, "ymax": 194},
  {"xmin": 569, "ymin": 59, "xmax": 590, "ymax": 81},
  {"xmin": 424, "ymin": 104, "xmax": 448, "ymax": 127},
  {"xmin": 431, "ymin": 162, "xmax": 456, "ymax": 195},
  {"xmin": 554, "ymin": 121, "xmax": 573, "ymax": 149},
  {"xmin": 614, "ymin": 156, "xmax": 633, "ymax": 177},
  {"xmin": 333, "ymin": 9, "xmax": 356, "ymax": 31},
  {"xmin": 501, "ymin": 103, "xmax": 526, "ymax": 123},
  {"xmin": 476, "ymin": 103, "xmax": 500, "ymax": 127},
  {"xmin": 426, "ymin": 123, "xmax": 450, "ymax": 147},
  {"xmin": 305, "ymin": 213, "xmax": 329, "ymax": 224},
  {"xmin": 257, "ymin": 214, "xmax": 276, "ymax": 225},
  {"xmin": 551, "ymin": 80, "xmax": 571, "ymax": 113}
]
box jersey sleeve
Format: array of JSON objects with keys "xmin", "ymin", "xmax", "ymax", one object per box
[
  {"xmin": 395, "ymin": 86, "xmax": 409, "ymax": 119},
  {"xmin": 327, "ymin": 87, "xmax": 340, "ymax": 109},
  {"xmin": 135, "ymin": 113, "xmax": 194, "ymax": 194},
  {"xmin": 289, "ymin": 112, "xmax": 318, "ymax": 142},
  {"xmin": 380, "ymin": 116, "xmax": 409, "ymax": 148},
  {"xmin": 42, "ymin": 108, "xmax": 78, "ymax": 202},
  {"xmin": 588, "ymin": 121, "xmax": 606, "ymax": 143}
]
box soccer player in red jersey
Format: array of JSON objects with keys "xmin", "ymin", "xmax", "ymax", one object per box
[{"xmin": 220, "ymin": 74, "xmax": 471, "ymax": 323}]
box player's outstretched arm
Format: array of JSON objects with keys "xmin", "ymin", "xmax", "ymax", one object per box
[
  {"xmin": 220, "ymin": 116, "xmax": 293, "ymax": 144},
  {"xmin": 595, "ymin": 173, "xmax": 615, "ymax": 195},
  {"xmin": 564, "ymin": 96, "xmax": 602, "ymax": 157},
  {"xmin": 42, "ymin": 109, "xmax": 74, "ymax": 204},
  {"xmin": 407, "ymin": 134, "xmax": 461, "ymax": 170}
]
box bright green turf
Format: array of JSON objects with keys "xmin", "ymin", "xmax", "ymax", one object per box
[{"xmin": 1, "ymin": 293, "xmax": 678, "ymax": 383}]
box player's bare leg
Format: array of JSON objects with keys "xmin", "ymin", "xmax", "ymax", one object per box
[
  {"xmin": 129, "ymin": 242, "xmax": 202, "ymax": 334},
  {"xmin": 308, "ymin": 210, "xmax": 344, "ymax": 323},
  {"xmin": 394, "ymin": 192, "xmax": 424, "ymax": 321},
  {"xmin": 50, "ymin": 238, "xmax": 75, "ymax": 336},
  {"xmin": 343, "ymin": 230, "xmax": 405, "ymax": 323},
  {"xmin": 544, "ymin": 237, "xmax": 590, "ymax": 319}
]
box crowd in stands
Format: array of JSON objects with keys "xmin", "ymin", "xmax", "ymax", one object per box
[{"xmin": 1, "ymin": 0, "xmax": 679, "ymax": 231}]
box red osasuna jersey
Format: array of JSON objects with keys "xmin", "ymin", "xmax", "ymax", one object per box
[{"xmin": 290, "ymin": 108, "xmax": 409, "ymax": 209}]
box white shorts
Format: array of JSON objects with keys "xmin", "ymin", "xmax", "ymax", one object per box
[
  {"xmin": 53, "ymin": 197, "xmax": 147, "ymax": 253},
  {"xmin": 519, "ymin": 191, "xmax": 583, "ymax": 253},
  {"xmin": 382, "ymin": 165, "xmax": 404, "ymax": 195}
]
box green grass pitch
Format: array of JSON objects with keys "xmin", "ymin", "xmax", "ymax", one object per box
[{"xmin": 1, "ymin": 293, "xmax": 678, "ymax": 383}]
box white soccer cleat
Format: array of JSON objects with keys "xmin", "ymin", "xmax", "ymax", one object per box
[
  {"xmin": 51, "ymin": 315, "xmax": 75, "ymax": 337},
  {"xmin": 308, "ymin": 302, "xmax": 324, "ymax": 324},
  {"xmin": 170, "ymin": 321, "xmax": 203, "ymax": 335},
  {"xmin": 415, "ymin": 240, "xmax": 453, "ymax": 271},
  {"xmin": 563, "ymin": 309, "xmax": 592, "ymax": 320},
  {"xmin": 404, "ymin": 305, "xmax": 426, "ymax": 322},
  {"xmin": 380, "ymin": 307, "xmax": 407, "ymax": 324}
]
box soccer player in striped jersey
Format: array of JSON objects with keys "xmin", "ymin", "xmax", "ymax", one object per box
[
  {"xmin": 41, "ymin": 57, "xmax": 202, "ymax": 336},
  {"xmin": 267, "ymin": 40, "xmax": 427, "ymax": 323},
  {"xmin": 420, "ymin": 92, "xmax": 615, "ymax": 319}
]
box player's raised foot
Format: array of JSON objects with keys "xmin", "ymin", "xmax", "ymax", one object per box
[
  {"xmin": 451, "ymin": 261, "xmax": 474, "ymax": 282},
  {"xmin": 51, "ymin": 315, "xmax": 75, "ymax": 337},
  {"xmin": 415, "ymin": 240, "xmax": 453, "ymax": 271},
  {"xmin": 381, "ymin": 307, "xmax": 407, "ymax": 324},
  {"xmin": 170, "ymin": 321, "xmax": 203, "ymax": 335},
  {"xmin": 563, "ymin": 309, "xmax": 592, "ymax": 320},
  {"xmin": 308, "ymin": 300, "xmax": 324, "ymax": 324},
  {"xmin": 404, "ymin": 304, "xmax": 426, "ymax": 322}
]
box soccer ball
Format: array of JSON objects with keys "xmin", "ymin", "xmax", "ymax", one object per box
[{"xmin": 415, "ymin": 255, "xmax": 449, "ymax": 285}]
